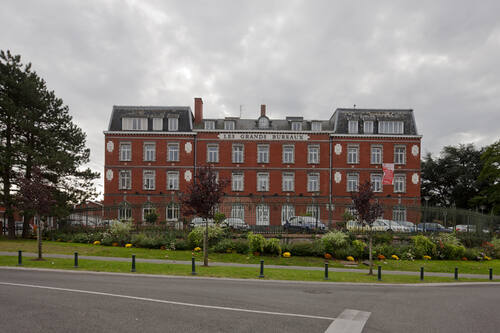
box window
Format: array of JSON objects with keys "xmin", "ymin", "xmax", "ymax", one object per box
[
  {"xmin": 118, "ymin": 205, "xmax": 132, "ymax": 221},
  {"xmin": 306, "ymin": 205, "xmax": 320, "ymax": 220},
  {"xmin": 231, "ymin": 204, "xmax": 245, "ymax": 219},
  {"xmin": 119, "ymin": 170, "xmax": 131, "ymax": 190},
  {"xmin": 307, "ymin": 173, "xmax": 319, "ymax": 192},
  {"xmin": 122, "ymin": 117, "xmax": 147, "ymax": 131},
  {"xmin": 347, "ymin": 145, "xmax": 359, "ymax": 164},
  {"xmin": 308, "ymin": 145, "xmax": 319, "ymax": 164},
  {"xmin": 258, "ymin": 117, "xmax": 269, "ymax": 129},
  {"xmin": 370, "ymin": 173, "xmax": 382, "ymax": 192},
  {"xmin": 345, "ymin": 207, "xmax": 358, "ymax": 219},
  {"xmin": 224, "ymin": 121, "xmax": 235, "ymax": 130},
  {"xmin": 167, "ymin": 143, "xmax": 179, "ymax": 162},
  {"xmin": 143, "ymin": 142, "xmax": 156, "ymax": 161},
  {"xmin": 311, "ymin": 122, "xmax": 322, "ymax": 131},
  {"xmin": 166, "ymin": 203, "xmax": 180, "ymax": 221},
  {"xmin": 119, "ymin": 142, "xmax": 131, "ymax": 161},
  {"xmin": 379, "ymin": 121, "xmax": 404, "ymax": 134},
  {"xmin": 348, "ymin": 120, "xmax": 358, "ymax": 134},
  {"xmin": 364, "ymin": 121, "xmax": 374, "ymax": 134},
  {"xmin": 257, "ymin": 144, "xmax": 269, "ymax": 163},
  {"xmin": 256, "ymin": 204, "xmax": 270, "ymax": 225},
  {"xmin": 168, "ymin": 117, "xmax": 178, "ymax": 131},
  {"xmin": 282, "ymin": 173, "xmax": 294, "ymax": 192},
  {"xmin": 142, "ymin": 205, "xmax": 156, "ymax": 222},
  {"xmin": 167, "ymin": 171, "xmax": 179, "ymax": 190},
  {"xmin": 394, "ymin": 145, "xmax": 406, "ymax": 164},
  {"xmin": 232, "ymin": 144, "xmax": 244, "ymax": 163},
  {"xmin": 371, "ymin": 146, "xmax": 382, "ymax": 164},
  {"xmin": 347, "ymin": 173, "xmax": 359, "ymax": 192},
  {"xmin": 394, "ymin": 174, "xmax": 406, "ymax": 193},
  {"xmin": 393, "ymin": 206, "xmax": 406, "ymax": 222},
  {"xmin": 204, "ymin": 120, "xmax": 215, "ymax": 130},
  {"xmin": 282, "ymin": 145, "xmax": 294, "ymax": 163},
  {"xmin": 291, "ymin": 121, "xmax": 302, "ymax": 131},
  {"xmin": 143, "ymin": 170, "xmax": 155, "ymax": 190},
  {"xmin": 207, "ymin": 144, "xmax": 219, "ymax": 163},
  {"xmin": 281, "ymin": 204, "xmax": 295, "ymax": 225},
  {"xmin": 232, "ymin": 172, "xmax": 244, "ymax": 191},
  {"xmin": 257, "ymin": 173, "xmax": 269, "ymax": 191},
  {"xmin": 152, "ymin": 118, "xmax": 163, "ymax": 131}
]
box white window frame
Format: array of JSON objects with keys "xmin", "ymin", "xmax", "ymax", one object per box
[
  {"xmin": 394, "ymin": 174, "xmax": 406, "ymax": 193},
  {"xmin": 119, "ymin": 142, "xmax": 132, "ymax": 161},
  {"xmin": 232, "ymin": 172, "xmax": 244, "ymax": 192},
  {"xmin": 143, "ymin": 142, "xmax": 156, "ymax": 161},
  {"xmin": 152, "ymin": 118, "xmax": 163, "ymax": 131},
  {"xmin": 257, "ymin": 144, "xmax": 269, "ymax": 163},
  {"xmin": 231, "ymin": 204, "xmax": 245, "ymax": 220},
  {"xmin": 143, "ymin": 170, "xmax": 156, "ymax": 190},
  {"xmin": 393, "ymin": 206, "xmax": 407, "ymax": 222},
  {"xmin": 308, "ymin": 145, "xmax": 319, "ymax": 164},
  {"xmin": 347, "ymin": 173, "xmax": 359, "ymax": 192},
  {"xmin": 257, "ymin": 172, "xmax": 269, "ymax": 192},
  {"xmin": 207, "ymin": 144, "xmax": 219, "ymax": 163},
  {"xmin": 224, "ymin": 121, "xmax": 235, "ymax": 130},
  {"xmin": 167, "ymin": 171, "xmax": 179, "ymax": 190},
  {"xmin": 281, "ymin": 204, "xmax": 295, "ymax": 225},
  {"xmin": 118, "ymin": 205, "xmax": 132, "ymax": 221},
  {"xmin": 142, "ymin": 205, "xmax": 156, "ymax": 222},
  {"xmin": 348, "ymin": 120, "xmax": 358, "ymax": 134},
  {"xmin": 258, "ymin": 117, "xmax": 269, "ymax": 129},
  {"xmin": 347, "ymin": 145, "xmax": 359, "ymax": 164},
  {"xmin": 282, "ymin": 145, "xmax": 294, "ymax": 164},
  {"xmin": 364, "ymin": 121, "xmax": 374, "ymax": 134},
  {"xmin": 306, "ymin": 205, "xmax": 320, "ymax": 220},
  {"xmin": 232, "ymin": 144, "xmax": 244, "ymax": 163},
  {"xmin": 307, "ymin": 173, "xmax": 320, "ymax": 192},
  {"xmin": 282, "ymin": 172, "xmax": 294, "ymax": 192},
  {"xmin": 379, "ymin": 121, "xmax": 404, "ymax": 134},
  {"xmin": 167, "ymin": 143, "xmax": 179, "ymax": 162},
  {"xmin": 256, "ymin": 204, "xmax": 270, "ymax": 225},
  {"xmin": 394, "ymin": 145, "xmax": 406, "ymax": 165},
  {"xmin": 204, "ymin": 120, "xmax": 215, "ymax": 130},
  {"xmin": 166, "ymin": 203, "xmax": 180, "ymax": 221},
  {"xmin": 311, "ymin": 122, "xmax": 322, "ymax": 131},
  {"xmin": 370, "ymin": 173, "xmax": 382, "ymax": 192},
  {"xmin": 122, "ymin": 117, "xmax": 147, "ymax": 131},
  {"xmin": 119, "ymin": 170, "xmax": 131, "ymax": 190},
  {"xmin": 291, "ymin": 122, "xmax": 302, "ymax": 131},
  {"xmin": 371, "ymin": 145, "xmax": 382, "ymax": 164},
  {"xmin": 168, "ymin": 117, "xmax": 179, "ymax": 131}
]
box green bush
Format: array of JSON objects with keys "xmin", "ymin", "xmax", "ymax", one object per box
[
  {"xmin": 109, "ymin": 220, "xmax": 133, "ymax": 245},
  {"xmin": 373, "ymin": 232, "xmax": 393, "ymax": 245},
  {"xmin": 174, "ymin": 239, "xmax": 190, "ymax": 251},
  {"xmin": 212, "ymin": 239, "xmax": 235, "ymax": 253},
  {"xmin": 434, "ymin": 233, "xmax": 465, "ymax": 260},
  {"xmin": 131, "ymin": 233, "xmax": 174, "ymax": 249},
  {"xmin": 264, "ymin": 238, "xmax": 282, "ymax": 256},
  {"xmin": 288, "ymin": 241, "xmax": 324, "ymax": 257},
  {"xmin": 71, "ymin": 233, "xmax": 90, "ymax": 244},
  {"xmin": 187, "ymin": 226, "xmax": 224, "ymax": 248},
  {"xmin": 490, "ymin": 238, "xmax": 500, "ymax": 258},
  {"xmin": 351, "ymin": 240, "xmax": 367, "ymax": 259},
  {"xmin": 464, "ymin": 248, "xmax": 481, "ymax": 261},
  {"xmin": 232, "ymin": 239, "xmax": 249, "ymax": 254},
  {"xmin": 321, "ymin": 231, "xmax": 348, "ymax": 254},
  {"xmin": 247, "ymin": 232, "xmax": 266, "ymax": 254},
  {"xmin": 412, "ymin": 235, "xmax": 436, "ymax": 259},
  {"xmin": 373, "ymin": 244, "xmax": 397, "ymax": 258}
]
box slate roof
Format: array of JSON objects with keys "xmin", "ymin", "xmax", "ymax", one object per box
[
  {"xmin": 193, "ymin": 117, "xmax": 333, "ymax": 131},
  {"xmin": 107, "ymin": 106, "xmax": 193, "ymax": 132}
]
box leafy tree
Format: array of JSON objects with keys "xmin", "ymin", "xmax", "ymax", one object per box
[
  {"xmin": 181, "ymin": 165, "xmax": 229, "ymax": 266},
  {"xmin": 351, "ymin": 181, "xmax": 383, "ymax": 275},
  {"xmin": 478, "ymin": 140, "xmax": 500, "ymax": 215}
]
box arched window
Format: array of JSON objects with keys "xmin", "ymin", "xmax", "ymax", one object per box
[
  {"xmin": 258, "ymin": 116, "xmax": 269, "ymax": 129},
  {"xmin": 118, "ymin": 201, "xmax": 132, "ymax": 221}
]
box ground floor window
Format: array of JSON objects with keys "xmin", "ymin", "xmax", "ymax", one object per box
[
  {"xmin": 231, "ymin": 204, "xmax": 245, "ymax": 220},
  {"xmin": 393, "ymin": 206, "xmax": 406, "ymax": 221},
  {"xmin": 281, "ymin": 204, "xmax": 295, "ymax": 225},
  {"xmin": 306, "ymin": 205, "xmax": 320, "ymax": 220},
  {"xmin": 256, "ymin": 204, "xmax": 270, "ymax": 225},
  {"xmin": 166, "ymin": 203, "xmax": 180, "ymax": 221},
  {"xmin": 118, "ymin": 204, "xmax": 132, "ymax": 221},
  {"xmin": 142, "ymin": 205, "xmax": 157, "ymax": 223}
]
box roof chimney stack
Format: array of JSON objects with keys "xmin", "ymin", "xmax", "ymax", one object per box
[
  {"xmin": 260, "ymin": 104, "xmax": 266, "ymax": 117},
  {"xmin": 194, "ymin": 97, "xmax": 203, "ymax": 125}
]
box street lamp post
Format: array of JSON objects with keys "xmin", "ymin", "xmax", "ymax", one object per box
[{"xmin": 423, "ymin": 196, "xmax": 430, "ymax": 232}]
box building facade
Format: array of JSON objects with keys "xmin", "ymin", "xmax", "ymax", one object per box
[{"xmin": 103, "ymin": 98, "xmax": 421, "ymax": 226}]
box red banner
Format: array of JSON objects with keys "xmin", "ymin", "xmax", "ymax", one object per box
[{"xmin": 382, "ymin": 163, "xmax": 394, "ymax": 185}]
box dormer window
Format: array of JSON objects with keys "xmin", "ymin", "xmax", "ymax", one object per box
[
  {"xmin": 122, "ymin": 117, "xmax": 147, "ymax": 131},
  {"xmin": 258, "ymin": 116, "xmax": 269, "ymax": 129},
  {"xmin": 152, "ymin": 118, "xmax": 163, "ymax": 131},
  {"xmin": 379, "ymin": 121, "xmax": 404, "ymax": 134},
  {"xmin": 291, "ymin": 122, "xmax": 302, "ymax": 131},
  {"xmin": 224, "ymin": 121, "xmax": 235, "ymax": 130},
  {"xmin": 364, "ymin": 121, "xmax": 374, "ymax": 134},
  {"xmin": 348, "ymin": 120, "xmax": 358, "ymax": 134},
  {"xmin": 168, "ymin": 117, "xmax": 178, "ymax": 131},
  {"xmin": 311, "ymin": 122, "xmax": 322, "ymax": 131},
  {"xmin": 204, "ymin": 120, "xmax": 215, "ymax": 130}
]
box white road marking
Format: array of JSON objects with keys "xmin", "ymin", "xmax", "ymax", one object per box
[
  {"xmin": 325, "ymin": 309, "xmax": 371, "ymax": 333},
  {"xmin": 0, "ymin": 281, "xmax": 335, "ymax": 321}
]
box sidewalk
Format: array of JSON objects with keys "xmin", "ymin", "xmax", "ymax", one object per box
[{"xmin": 1, "ymin": 251, "xmax": 497, "ymax": 280}]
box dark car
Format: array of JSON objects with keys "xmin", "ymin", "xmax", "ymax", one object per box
[
  {"xmin": 284, "ymin": 216, "xmax": 327, "ymax": 232},
  {"xmin": 416, "ymin": 222, "xmax": 451, "ymax": 233}
]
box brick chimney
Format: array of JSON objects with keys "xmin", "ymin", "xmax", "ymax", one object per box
[
  {"xmin": 260, "ymin": 104, "xmax": 266, "ymax": 117},
  {"xmin": 194, "ymin": 97, "xmax": 203, "ymax": 125}
]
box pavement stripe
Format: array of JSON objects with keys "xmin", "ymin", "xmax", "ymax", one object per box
[
  {"xmin": 325, "ymin": 309, "xmax": 371, "ymax": 333},
  {"xmin": 0, "ymin": 281, "xmax": 336, "ymax": 321}
]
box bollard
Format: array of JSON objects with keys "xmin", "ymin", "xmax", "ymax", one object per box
[
  {"xmin": 131, "ymin": 254, "xmax": 136, "ymax": 272},
  {"xmin": 324, "ymin": 263, "xmax": 329, "ymax": 280},
  {"xmin": 259, "ymin": 260, "xmax": 265, "ymax": 278},
  {"xmin": 74, "ymin": 252, "xmax": 78, "ymax": 268},
  {"xmin": 420, "ymin": 267, "xmax": 424, "ymax": 281},
  {"xmin": 454, "ymin": 267, "xmax": 458, "ymax": 280},
  {"xmin": 191, "ymin": 257, "xmax": 197, "ymax": 275},
  {"xmin": 489, "ymin": 268, "xmax": 493, "ymax": 281},
  {"xmin": 377, "ymin": 266, "xmax": 382, "ymax": 281},
  {"xmin": 17, "ymin": 250, "xmax": 22, "ymax": 266}
]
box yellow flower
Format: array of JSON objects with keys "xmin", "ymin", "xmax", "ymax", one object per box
[
  {"xmin": 484, "ymin": 256, "xmax": 491, "ymax": 261},
  {"xmin": 391, "ymin": 255, "xmax": 399, "ymax": 260},
  {"xmin": 423, "ymin": 255, "xmax": 431, "ymax": 260},
  {"xmin": 346, "ymin": 256, "xmax": 355, "ymax": 261},
  {"xmin": 283, "ymin": 252, "xmax": 291, "ymax": 258},
  {"xmin": 125, "ymin": 243, "xmax": 133, "ymax": 248},
  {"xmin": 194, "ymin": 247, "xmax": 202, "ymax": 252},
  {"xmin": 93, "ymin": 241, "xmax": 101, "ymax": 245}
]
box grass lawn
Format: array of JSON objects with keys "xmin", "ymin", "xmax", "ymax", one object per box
[
  {"xmin": 1, "ymin": 238, "xmax": 498, "ymax": 275},
  {"xmin": 0, "ymin": 255, "xmax": 496, "ymax": 283}
]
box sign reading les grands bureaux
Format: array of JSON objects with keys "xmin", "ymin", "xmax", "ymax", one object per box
[{"xmin": 217, "ymin": 133, "xmax": 310, "ymax": 141}]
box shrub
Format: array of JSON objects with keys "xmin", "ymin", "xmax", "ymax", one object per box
[
  {"xmin": 264, "ymin": 238, "xmax": 282, "ymax": 256},
  {"xmin": 187, "ymin": 226, "xmax": 224, "ymax": 248},
  {"xmin": 231, "ymin": 239, "xmax": 249, "ymax": 254},
  {"xmin": 289, "ymin": 241, "xmax": 324, "ymax": 257},
  {"xmin": 212, "ymin": 239, "xmax": 235, "ymax": 253},
  {"xmin": 110, "ymin": 220, "xmax": 133, "ymax": 245},
  {"xmin": 72, "ymin": 233, "xmax": 90, "ymax": 244},
  {"xmin": 373, "ymin": 244, "xmax": 396, "ymax": 258},
  {"xmin": 464, "ymin": 248, "xmax": 481, "ymax": 261},
  {"xmin": 335, "ymin": 246, "xmax": 355, "ymax": 260},
  {"xmin": 373, "ymin": 233, "xmax": 393, "ymax": 245},
  {"xmin": 283, "ymin": 252, "xmax": 291, "ymax": 258},
  {"xmin": 174, "ymin": 239, "xmax": 190, "ymax": 251},
  {"xmin": 321, "ymin": 231, "xmax": 348, "ymax": 254},
  {"xmin": 490, "ymin": 238, "xmax": 500, "ymax": 258},
  {"xmin": 248, "ymin": 232, "xmax": 266, "ymax": 253},
  {"xmin": 412, "ymin": 235, "xmax": 436, "ymax": 259},
  {"xmin": 351, "ymin": 240, "xmax": 366, "ymax": 259},
  {"xmin": 434, "ymin": 233, "xmax": 465, "ymax": 260}
]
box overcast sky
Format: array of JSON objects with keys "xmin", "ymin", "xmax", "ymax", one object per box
[{"xmin": 2, "ymin": 0, "xmax": 500, "ymax": 196}]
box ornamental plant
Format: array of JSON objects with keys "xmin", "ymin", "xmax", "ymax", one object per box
[
  {"xmin": 93, "ymin": 241, "xmax": 101, "ymax": 245},
  {"xmin": 194, "ymin": 247, "xmax": 202, "ymax": 252},
  {"xmin": 324, "ymin": 253, "xmax": 333, "ymax": 260},
  {"xmin": 377, "ymin": 254, "xmax": 386, "ymax": 260},
  {"xmin": 346, "ymin": 256, "xmax": 355, "ymax": 262},
  {"xmin": 125, "ymin": 243, "xmax": 132, "ymax": 248},
  {"xmin": 283, "ymin": 252, "xmax": 291, "ymax": 258},
  {"xmin": 423, "ymin": 255, "xmax": 431, "ymax": 260},
  {"xmin": 321, "ymin": 231, "xmax": 348, "ymax": 255},
  {"xmin": 391, "ymin": 255, "xmax": 399, "ymax": 260}
]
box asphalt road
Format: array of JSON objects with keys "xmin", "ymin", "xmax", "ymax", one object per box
[{"xmin": 0, "ymin": 268, "xmax": 499, "ymax": 333}]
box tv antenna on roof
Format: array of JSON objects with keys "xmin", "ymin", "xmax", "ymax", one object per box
[{"xmin": 239, "ymin": 105, "xmax": 243, "ymax": 118}]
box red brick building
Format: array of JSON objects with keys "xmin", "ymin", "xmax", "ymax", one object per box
[{"xmin": 103, "ymin": 98, "xmax": 421, "ymax": 226}]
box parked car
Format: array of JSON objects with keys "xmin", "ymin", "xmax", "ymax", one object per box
[
  {"xmin": 372, "ymin": 219, "xmax": 409, "ymax": 232},
  {"xmin": 416, "ymin": 222, "xmax": 451, "ymax": 232},
  {"xmin": 189, "ymin": 217, "xmax": 216, "ymax": 228},
  {"xmin": 397, "ymin": 221, "xmax": 417, "ymax": 232},
  {"xmin": 284, "ymin": 216, "xmax": 327, "ymax": 231},
  {"xmin": 455, "ymin": 224, "xmax": 476, "ymax": 232},
  {"xmin": 223, "ymin": 218, "xmax": 249, "ymax": 230}
]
